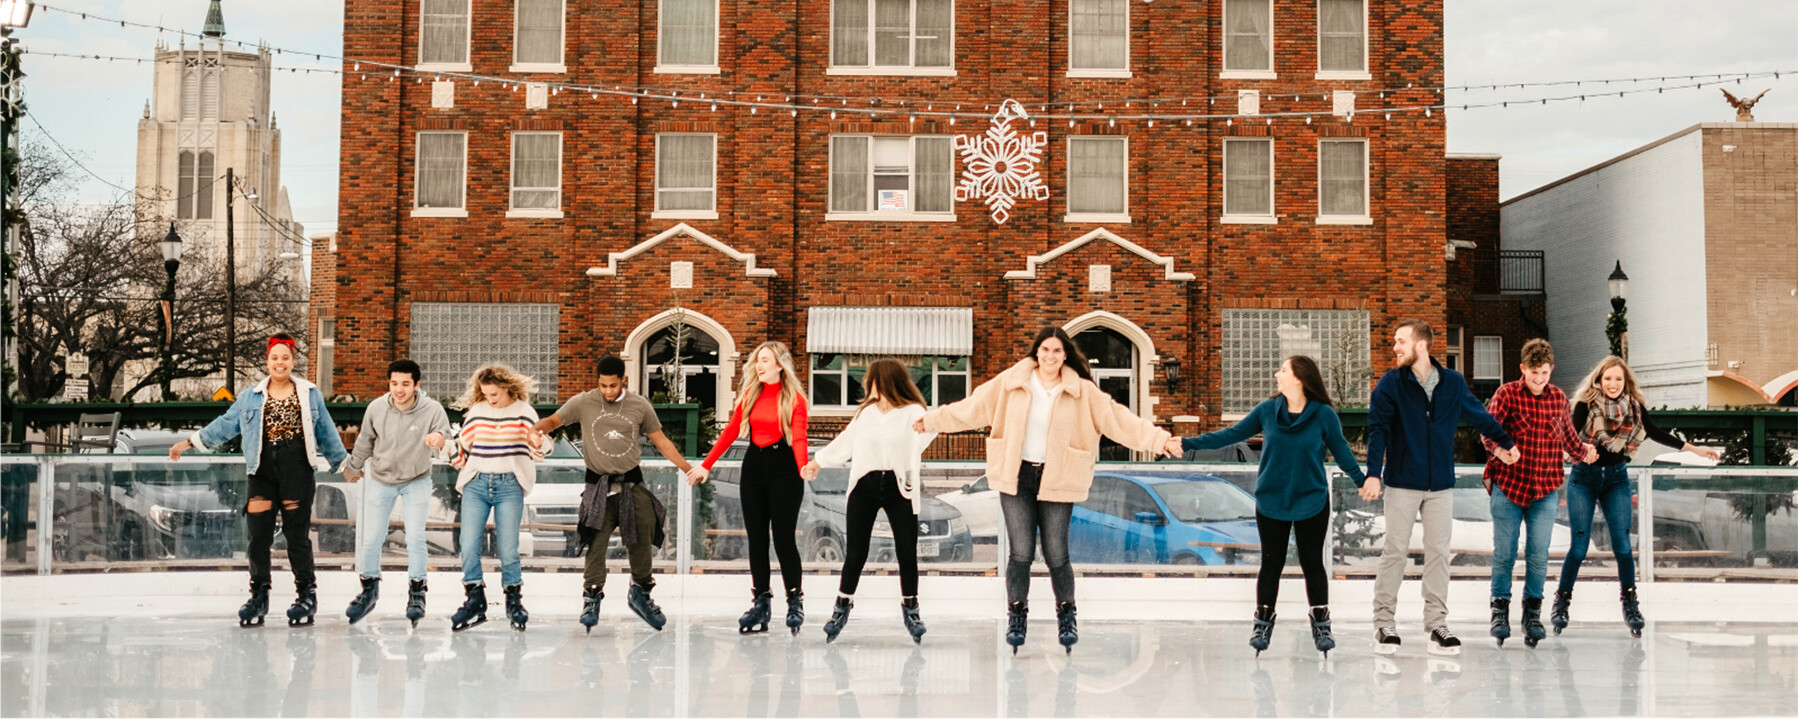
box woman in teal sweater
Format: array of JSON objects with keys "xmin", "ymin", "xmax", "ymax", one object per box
[{"xmin": 1183, "ymin": 356, "xmax": 1366, "ymax": 657}]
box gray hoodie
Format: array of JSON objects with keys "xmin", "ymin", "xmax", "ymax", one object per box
[{"xmin": 345, "ymin": 390, "xmax": 453, "ymax": 486}]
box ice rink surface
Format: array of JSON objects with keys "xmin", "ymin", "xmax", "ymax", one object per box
[{"xmin": 5, "ymin": 573, "xmax": 1797, "ymax": 717}]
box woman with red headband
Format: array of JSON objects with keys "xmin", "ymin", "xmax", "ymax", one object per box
[{"xmin": 171, "ymin": 332, "xmax": 349, "ymax": 627}]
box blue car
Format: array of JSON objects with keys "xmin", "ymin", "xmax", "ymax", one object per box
[{"xmin": 1068, "ymin": 473, "xmax": 1262, "ymax": 565}]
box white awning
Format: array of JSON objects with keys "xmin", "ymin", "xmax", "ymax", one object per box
[{"xmin": 806, "ymin": 306, "xmax": 973, "ymax": 356}]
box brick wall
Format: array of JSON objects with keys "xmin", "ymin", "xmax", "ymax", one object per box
[
  {"xmin": 335, "ymin": 0, "xmax": 1452, "ymax": 432},
  {"xmin": 1446, "ymin": 154, "xmax": 1547, "ymax": 395}
]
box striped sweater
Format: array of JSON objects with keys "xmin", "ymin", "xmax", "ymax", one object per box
[{"xmin": 451, "ymin": 400, "xmax": 551, "ymax": 494}]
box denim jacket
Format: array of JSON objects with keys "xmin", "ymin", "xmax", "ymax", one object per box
[{"xmin": 189, "ymin": 376, "xmax": 349, "ymax": 475}]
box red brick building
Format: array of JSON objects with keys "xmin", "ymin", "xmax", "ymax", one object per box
[
  {"xmin": 1444, "ymin": 154, "xmax": 1549, "ymax": 398},
  {"xmin": 329, "ymin": 0, "xmax": 1457, "ymax": 445}
]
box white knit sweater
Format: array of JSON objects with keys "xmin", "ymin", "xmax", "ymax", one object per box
[{"xmin": 813, "ymin": 403, "xmax": 938, "ymax": 512}]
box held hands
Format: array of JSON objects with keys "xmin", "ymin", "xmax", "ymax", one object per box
[
  {"xmin": 801, "ymin": 461, "xmax": 820, "ymax": 482},
  {"xmin": 168, "ymin": 440, "xmax": 189, "ymax": 462},
  {"xmin": 424, "ymin": 432, "xmax": 446, "ymax": 451},
  {"xmin": 346, "ymin": 469, "xmax": 363, "ymax": 483},
  {"xmin": 1496, "ymin": 446, "xmax": 1521, "ymax": 465},
  {"xmin": 685, "ymin": 466, "xmax": 710, "ymax": 486},
  {"xmin": 1581, "ymin": 444, "xmax": 1599, "ymax": 464},
  {"xmin": 1162, "ymin": 437, "xmax": 1183, "ymax": 458},
  {"xmin": 912, "ymin": 418, "xmax": 927, "ymax": 433},
  {"xmin": 1359, "ymin": 477, "xmax": 1383, "ymax": 501}
]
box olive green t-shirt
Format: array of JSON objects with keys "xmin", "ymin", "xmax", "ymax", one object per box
[{"xmin": 553, "ymin": 388, "xmax": 662, "ymax": 476}]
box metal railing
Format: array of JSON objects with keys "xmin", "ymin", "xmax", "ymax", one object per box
[
  {"xmin": 1499, "ymin": 249, "xmax": 1546, "ymax": 294},
  {"xmin": 3, "ymin": 453, "xmax": 1794, "ymax": 584}
]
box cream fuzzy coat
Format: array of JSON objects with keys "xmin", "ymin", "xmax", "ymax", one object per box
[{"xmin": 920, "ymin": 359, "xmax": 1171, "ymax": 503}]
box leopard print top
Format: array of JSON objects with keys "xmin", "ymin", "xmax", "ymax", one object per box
[{"xmin": 263, "ymin": 392, "xmax": 303, "ymax": 444}]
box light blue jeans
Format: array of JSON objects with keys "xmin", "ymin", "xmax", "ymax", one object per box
[
  {"xmin": 459, "ymin": 472, "xmax": 524, "ymax": 588},
  {"xmin": 356, "ymin": 475, "xmax": 433, "ymax": 581},
  {"xmin": 1491, "ymin": 485, "xmax": 1560, "ymax": 601}
]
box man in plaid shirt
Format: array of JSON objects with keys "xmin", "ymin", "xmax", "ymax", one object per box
[{"xmin": 1481, "ymin": 338, "xmax": 1597, "ymax": 648}]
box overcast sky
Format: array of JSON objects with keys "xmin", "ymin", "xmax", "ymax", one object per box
[{"xmin": 19, "ymin": 0, "xmax": 1798, "ymax": 236}]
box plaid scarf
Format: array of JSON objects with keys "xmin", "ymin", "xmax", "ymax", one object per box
[{"xmin": 1583, "ymin": 394, "xmax": 1646, "ymax": 457}]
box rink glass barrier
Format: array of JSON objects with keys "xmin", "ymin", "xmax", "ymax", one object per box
[{"xmin": 3, "ymin": 453, "xmax": 1795, "ymax": 583}]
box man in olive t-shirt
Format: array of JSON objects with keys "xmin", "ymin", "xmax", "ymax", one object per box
[{"xmin": 535, "ymin": 355, "xmax": 693, "ymax": 631}]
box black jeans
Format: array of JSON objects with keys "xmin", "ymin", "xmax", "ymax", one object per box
[
  {"xmin": 741, "ymin": 440, "xmax": 805, "ymax": 594},
  {"xmin": 246, "ymin": 439, "xmax": 317, "ymax": 588},
  {"xmin": 840, "ymin": 471, "xmax": 920, "ymax": 596},
  {"xmin": 1001, "ymin": 462, "xmax": 1074, "ymax": 604},
  {"xmin": 1254, "ymin": 505, "xmax": 1331, "ymax": 608}
]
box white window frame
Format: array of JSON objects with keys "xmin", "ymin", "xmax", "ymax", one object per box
[
  {"xmin": 1473, "ymin": 335, "xmax": 1503, "ymax": 381},
  {"xmin": 412, "ymin": 131, "xmax": 469, "ymax": 218},
  {"xmin": 655, "ymin": 0, "xmax": 722, "ymax": 74},
  {"xmin": 808, "ymin": 354, "xmax": 971, "ymax": 411},
  {"xmin": 1221, "ymin": 138, "xmax": 1276, "ymax": 224},
  {"xmin": 1314, "ymin": 0, "xmax": 1370, "ymax": 80},
  {"xmin": 418, "ymin": 0, "xmax": 473, "ymax": 72},
  {"xmin": 1316, "ymin": 138, "xmax": 1371, "ymax": 224},
  {"xmin": 827, "ymin": 0, "xmax": 958, "ymax": 77},
  {"xmin": 510, "ymin": 0, "xmax": 568, "ymax": 73},
  {"xmin": 826, "ymin": 135, "xmax": 958, "ymax": 222},
  {"xmin": 1220, "ymin": 0, "xmax": 1275, "ymax": 80},
  {"xmin": 1443, "ymin": 326, "xmax": 1464, "ymax": 374},
  {"xmin": 1064, "ymin": 136, "xmax": 1130, "ymax": 223},
  {"xmin": 1067, "ymin": 0, "xmax": 1130, "ymax": 78},
  {"xmin": 507, "ymin": 132, "xmax": 564, "ymax": 218},
  {"xmin": 653, "ymin": 133, "xmax": 720, "ymax": 220}
]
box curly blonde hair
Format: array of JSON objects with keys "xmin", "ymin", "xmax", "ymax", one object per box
[
  {"xmin": 453, "ymin": 363, "xmax": 538, "ymax": 410},
  {"xmin": 732, "ymin": 341, "xmax": 807, "ymax": 443}
]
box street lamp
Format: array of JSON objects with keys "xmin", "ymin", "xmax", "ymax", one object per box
[
  {"xmin": 159, "ymin": 223, "xmax": 183, "ymax": 400},
  {"xmin": 0, "ymin": 1, "xmax": 34, "ymax": 28},
  {"xmin": 1606, "ymin": 261, "xmax": 1630, "ymax": 361}
]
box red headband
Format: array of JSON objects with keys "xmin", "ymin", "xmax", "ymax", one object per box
[{"xmin": 267, "ymin": 338, "xmax": 297, "ymax": 356}]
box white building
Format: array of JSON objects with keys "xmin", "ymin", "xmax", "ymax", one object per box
[
  {"xmin": 133, "ymin": 0, "xmax": 304, "ymax": 286},
  {"xmin": 1500, "ymin": 122, "xmax": 1798, "ymax": 408}
]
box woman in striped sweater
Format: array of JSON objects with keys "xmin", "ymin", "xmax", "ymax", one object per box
[{"xmin": 448, "ymin": 364, "xmax": 552, "ymax": 631}]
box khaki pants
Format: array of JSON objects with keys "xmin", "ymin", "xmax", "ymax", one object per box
[
  {"xmin": 1372, "ymin": 486, "xmax": 1454, "ymax": 632},
  {"xmin": 582, "ymin": 482, "xmax": 658, "ymax": 590}
]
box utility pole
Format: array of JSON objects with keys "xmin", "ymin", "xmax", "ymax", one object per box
[{"xmin": 225, "ymin": 167, "xmax": 237, "ymax": 393}]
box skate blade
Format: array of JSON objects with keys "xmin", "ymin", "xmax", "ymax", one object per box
[
  {"xmin": 1374, "ymin": 643, "xmax": 1398, "ymax": 656},
  {"xmin": 239, "ymin": 616, "xmax": 266, "ymax": 628},
  {"xmin": 1427, "ymin": 644, "xmax": 1461, "ymax": 656},
  {"xmin": 452, "ymin": 617, "xmax": 487, "ymax": 632},
  {"xmin": 287, "ymin": 617, "xmax": 315, "ymax": 627}
]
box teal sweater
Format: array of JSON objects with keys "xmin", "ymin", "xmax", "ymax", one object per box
[{"xmin": 1183, "ymin": 397, "xmax": 1366, "ymax": 521}]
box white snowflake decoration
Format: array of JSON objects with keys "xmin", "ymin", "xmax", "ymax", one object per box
[{"xmin": 954, "ymin": 99, "xmax": 1050, "ymax": 224}]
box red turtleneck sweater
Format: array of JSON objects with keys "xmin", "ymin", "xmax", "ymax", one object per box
[{"xmin": 701, "ymin": 384, "xmax": 808, "ymax": 470}]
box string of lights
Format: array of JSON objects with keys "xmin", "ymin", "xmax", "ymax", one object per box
[
  {"xmin": 23, "ymin": 47, "xmax": 1789, "ymax": 126},
  {"xmin": 29, "ymin": 3, "xmax": 1790, "ymax": 119}
]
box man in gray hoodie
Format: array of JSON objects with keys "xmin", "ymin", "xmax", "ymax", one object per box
[{"xmin": 343, "ymin": 359, "xmax": 452, "ymax": 626}]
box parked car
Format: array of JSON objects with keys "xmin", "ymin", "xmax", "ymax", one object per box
[
  {"xmin": 1585, "ymin": 452, "xmax": 1798, "ymax": 567},
  {"xmin": 1069, "ymin": 472, "xmax": 1264, "ymax": 565},
  {"xmin": 54, "ymin": 429, "xmax": 239, "ymax": 562},
  {"xmin": 937, "ymin": 476, "xmax": 1002, "ymax": 541},
  {"xmin": 701, "ymin": 441, "xmax": 974, "ymax": 563}
]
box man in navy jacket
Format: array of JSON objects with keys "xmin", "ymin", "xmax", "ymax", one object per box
[{"xmin": 1363, "ymin": 320, "xmax": 1517, "ymax": 656}]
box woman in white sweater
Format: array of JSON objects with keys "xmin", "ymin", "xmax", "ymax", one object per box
[{"xmin": 803, "ymin": 359, "xmax": 938, "ymax": 643}]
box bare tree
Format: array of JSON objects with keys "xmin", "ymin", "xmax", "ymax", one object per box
[{"xmin": 11, "ymin": 141, "xmax": 306, "ymax": 401}]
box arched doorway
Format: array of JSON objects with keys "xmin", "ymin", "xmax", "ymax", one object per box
[{"xmin": 623, "ymin": 309, "xmax": 737, "ymax": 423}]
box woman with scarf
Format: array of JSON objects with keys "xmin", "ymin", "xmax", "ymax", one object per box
[{"xmin": 1559, "ymin": 356, "xmax": 1718, "ymax": 637}]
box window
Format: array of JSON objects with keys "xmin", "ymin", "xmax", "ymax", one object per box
[
  {"xmin": 809, "ymin": 355, "xmax": 969, "ymax": 408},
  {"xmin": 513, "ymin": 0, "xmax": 565, "ymax": 70},
  {"xmin": 1120, "ymin": 483, "xmax": 1159, "ymax": 521},
  {"xmin": 509, "ymin": 133, "xmax": 562, "ymax": 215},
  {"xmin": 1222, "ymin": 0, "xmax": 1272, "ymax": 76},
  {"xmin": 1318, "ymin": 139, "xmax": 1368, "ymax": 221},
  {"xmin": 410, "ymin": 303, "xmax": 561, "ymax": 399},
  {"xmin": 201, "ymin": 72, "xmax": 218, "ymax": 120},
  {"xmin": 316, "ymin": 316, "xmax": 335, "ymax": 397},
  {"xmin": 1070, "ymin": 0, "xmax": 1127, "ymax": 75},
  {"xmin": 181, "ymin": 71, "xmax": 198, "ymax": 120},
  {"xmin": 1443, "ymin": 326, "xmax": 1464, "ymax": 373},
  {"xmin": 1221, "ymin": 309, "xmax": 1371, "ymax": 413},
  {"xmin": 1067, "ymin": 137, "xmax": 1128, "ymax": 220},
  {"xmin": 831, "ymin": 0, "xmax": 954, "ymax": 72},
  {"xmin": 1317, "ymin": 0, "xmax": 1367, "ymax": 77},
  {"xmin": 1473, "ymin": 336, "xmax": 1503, "ymax": 381},
  {"xmin": 655, "ymin": 134, "xmax": 717, "ymax": 218},
  {"xmin": 1075, "ymin": 327, "xmax": 1137, "ymax": 461},
  {"xmin": 420, "ymin": 0, "xmax": 471, "ymax": 68},
  {"xmin": 414, "ymin": 132, "xmax": 467, "ymax": 215},
  {"xmin": 829, "ymin": 135, "xmax": 954, "ymax": 218},
  {"xmin": 1223, "ymin": 138, "xmax": 1273, "ymax": 219},
  {"xmin": 659, "ymin": 0, "xmax": 719, "ymax": 71},
  {"xmin": 177, "ymin": 151, "xmax": 214, "ymax": 220},
  {"xmin": 1078, "ymin": 475, "xmax": 1121, "ymax": 516}
]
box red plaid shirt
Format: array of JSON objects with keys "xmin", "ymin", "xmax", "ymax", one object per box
[{"xmin": 1482, "ymin": 380, "xmax": 1589, "ymax": 506}]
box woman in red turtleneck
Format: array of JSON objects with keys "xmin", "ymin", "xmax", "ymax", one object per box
[{"xmin": 688, "ymin": 341, "xmax": 811, "ymax": 634}]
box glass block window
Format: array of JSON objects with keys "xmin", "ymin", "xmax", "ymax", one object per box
[
  {"xmin": 1221, "ymin": 309, "xmax": 1371, "ymax": 413},
  {"xmin": 410, "ymin": 303, "xmax": 560, "ymax": 399}
]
